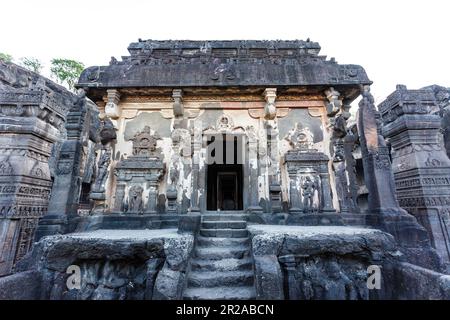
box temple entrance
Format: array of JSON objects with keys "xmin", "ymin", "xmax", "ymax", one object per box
[
  {"xmin": 207, "ymin": 164, "xmax": 243, "ymax": 211},
  {"xmin": 206, "ymin": 133, "xmax": 244, "ymax": 211}
]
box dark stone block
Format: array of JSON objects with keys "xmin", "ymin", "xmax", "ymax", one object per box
[{"xmin": 177, "ymin": 214, "xmax": 201, "ymax": 234}]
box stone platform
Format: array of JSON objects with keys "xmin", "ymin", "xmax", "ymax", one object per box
[
  {"xmin": 11, "ymin": 229, "xmax": 194, "ymax": 300},
  {"xmin": 74, "ymin": 214, "xmax": 182, "ymax": 232}
]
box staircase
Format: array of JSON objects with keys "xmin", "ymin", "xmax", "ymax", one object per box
[{"xmin": 183, "ymin": 213, "xmax": 256, "ymax": 300}]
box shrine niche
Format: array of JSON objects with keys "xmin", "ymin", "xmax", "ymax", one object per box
[{"xmin": 113, "ymin": 126, "xmax": 165, "ymax": 214}]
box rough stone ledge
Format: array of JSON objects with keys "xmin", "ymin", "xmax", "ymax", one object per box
[
  {"xmin": 11, "ymin": 229, "xmax": 194, "ymax": 300},
  {"xmin": 248, "ymin": 225, "xmax": 398, "ymax": 258}
]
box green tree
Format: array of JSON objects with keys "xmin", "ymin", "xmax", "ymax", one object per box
[
  {"xmin": 20, "ymin": 57, "xmax": 43, "ymax": 74},
  {"xmin": 50, "ymin": 58, "xmax": 85, "ymax": 91},
  {"xmin": 0, "ymin": 53, "xmax": 13, "ymax": 63}
]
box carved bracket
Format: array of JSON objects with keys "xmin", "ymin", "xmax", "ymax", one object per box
[
  {"xmin": 324, "ymin": 87, "xmax": 342, "ymax": 117},
  {"xmin": 264, "ymin": 88, "xmax": 277, "ymax": 120},
  {"xmin": 172, "ymin": 89, "xmax": 184, "ymax": 117},
  {"xmin": 104, "ymin": 89, "xmax": 121, "ymax": 119}
]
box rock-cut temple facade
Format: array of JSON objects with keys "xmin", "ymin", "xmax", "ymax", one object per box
[{"xmin": 0, "ymin": 39, "xmax": 449, "ymax": 300}]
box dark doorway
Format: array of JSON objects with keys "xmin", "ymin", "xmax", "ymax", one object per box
[
  {"xmin": 207, "ymin": 164, "xmax": 243, "ymax": 211},
  {"xmin": 206, "ymin": 134, "xmax": 244, "ymax": 211}
]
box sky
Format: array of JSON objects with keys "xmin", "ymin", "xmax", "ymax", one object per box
[{"xmin": 1, "ymin": 0, "xmax": 449, "ymax": 105}]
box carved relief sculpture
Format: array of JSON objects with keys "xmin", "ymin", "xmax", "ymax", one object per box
[{"xmin": 127, "ymin": 185, "xmax": 144, "ymax": 214}]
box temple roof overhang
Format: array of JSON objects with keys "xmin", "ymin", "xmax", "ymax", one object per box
[{"xmin": 77, "ymin": 40, "xmax": 372, "ymax": 102}]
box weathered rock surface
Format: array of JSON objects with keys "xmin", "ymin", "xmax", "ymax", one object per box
[
  {"xmin": 248, "ymin": 225, "xmax": 400, "ymax": 300},
  {"xmin": 11, "ymin": 229, "xmax": 194, "ymax": 300}
]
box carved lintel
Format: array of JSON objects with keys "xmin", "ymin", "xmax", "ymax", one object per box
[
  {"xmin": 324, "ymin": 87, "xmax": 342, "ymax": 117},
  {"xmin": 172, "ymin": 89, "xmax": 184, "ymax": 117},
  {"xmin": 105, "ymin": 89, "xmax": 121, "ymax": 119},
  {"xmin": 263, "ymin": 88, "xmax": 277, "ymax": 120}
]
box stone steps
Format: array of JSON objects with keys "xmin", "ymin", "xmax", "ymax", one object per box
[
  {"xmin": 197, "ymin": 236, "xmax": 250, "ymax": 247},
  {"xmin": 183, "ymin": 213, "xmax": 256, "ymax": 300},
  {"xmin": 188, "ymin": 270, "xmax": 254, "ymax": 287},
  {"xmin": 200, "ymin": 228, "xmax": 248, "ymax": 238},
  {"xmin": 202, "ymin": 213, "xmax": 247, "ymax": 221},
  {"xmin": 183, "ymin": 286, "xmax": 256, "ymax": 300},
  {"xmin": 190, "ymin": 257, "xmax": 253, "ymax": 272},
  {"xmin": 201, "ymin": 221, "xmax": 247, "ymax": 229},
  {"xmin": 195, "ymin": 246, "xmax": 250, "ymax": 260}
]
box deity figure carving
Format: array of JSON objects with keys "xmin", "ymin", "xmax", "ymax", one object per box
[
  {"xmin": 91, "ymin": 147, "xmax": 112, "ymax": 193},
  {"xmin": 286, "ymin": 123, "xmax": 315, "ymax": 151},
  {"xmin": 302, "ymin": 176, "xmax": 318, "ymax": 212},
  {"xmin": 127, "ymin": 185, "xmax": 144, "ymax": 214},
  {"xmin": 216, "ymin": 115, "xmax": 234, "ymax": 132}
]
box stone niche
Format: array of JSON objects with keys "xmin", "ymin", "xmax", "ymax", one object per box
[
  {"xmin": 113, "ymin": 126, "xmax": 165, "ymax": 214},
  {"xmin": 282, "ymin": 123, "xmax": 341, "ymax": 225}
]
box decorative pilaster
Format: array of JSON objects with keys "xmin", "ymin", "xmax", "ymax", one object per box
[
  {"xmin": 266, "ymin": 122, "xmax": 282, "ymax": 213},
  {"xmin": 288, "ymin": 172, "xmax": 302, "ymax": 214},
  {"xmin": 190, "ymin": 125, "xmax": 201, "ymax": 213},
  {"xmin": 247, "ymin": 126, "xmax": 263, "ymax": 213}
]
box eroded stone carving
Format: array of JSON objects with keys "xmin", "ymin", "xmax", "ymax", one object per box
[
  {"xmin": 302, "ymin": 175, "xmax": 319, "ymax": 212},
  {"xmin": 105, "ymin": 89, "xmax": 121, "ymax": 119},
  {"xmin": 132, "ymin": 126, "xmax": 161, "ymax": 158},
  {"xmin": 172, "ymin": 89, "xmax": 184, "ymax": 117},
  {"xmin": 263, "ymin": 88, "xmax": 277, "ymax": 120},
  {"xmin": 285, "ymin": 123, "xmax": 315, "ymax": 151},
  {"xmin": 127, "ymin": 185, "xmax": 144, "ymax": 214}
]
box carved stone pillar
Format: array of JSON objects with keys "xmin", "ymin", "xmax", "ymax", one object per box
[
  {"xmin": 379, "ymin": 85, "xmax": 450, "ymax": 264},
  {"xmin": 0, "ymin": 71, "xmax": 69, "ymax": 275},
  {"xmin": 288, "ymin": 172, "xmax": 302, "ymax": 214},
  {"xmin": 358, "ymin": 85, "xmax": 442, "ymax": 270},
  {"xmin": 319, "ymin": 162, "xmax": 335, "ymax": 213},
  {"xmin": 113, "ymin": 183, "xmax": 126, "ymax": 211},
  {"xmin": 267, "ymin": 122, "xmax": 282, "ymax": 213},
  {"xmin": 279, "ymin": 255, "xmax": 301, "ymax": 300},
  {"xmin": 343, "ymin": 129, "xmax": 359, "ymax": 212},
  {"xmin": 190, "ymin": 126, "xmax": 201, "ymax": 213},
  {"xmin": 146, "ymin": 173, "xmax": 163, "ymax": 214}
]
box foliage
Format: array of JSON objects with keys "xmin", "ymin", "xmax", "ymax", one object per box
[
  {"xmin": 50, "ymin": 58, "xmax": 85, "ymax": 91},
  {"xmin": 20, "ymin": 57, "xmax": 43, "ymax": 74},
  {"xmin": 0, "ymin": 52, "xmax": 13, "ymax": 63}
]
